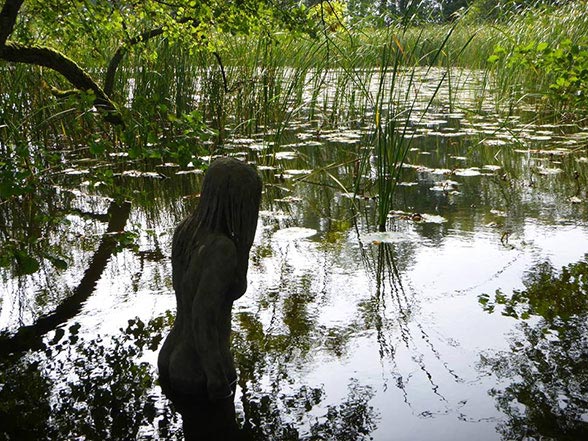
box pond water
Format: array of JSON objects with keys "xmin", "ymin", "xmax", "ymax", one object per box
[{"xmin": 1, "ymin": 68, "xmax": 588, "ymax": 440}]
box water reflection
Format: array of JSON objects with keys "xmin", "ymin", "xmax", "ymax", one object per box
[
  {"xmin": 359, "ymin": 240, "xmax": 467, "ymax": 412},
  {"xmin": 0, "ymin": 201, "xmax": 131, "ymax": 356},
  {"xmin": 173, "ymin": 399, "xmax": 241, "ymax": 440},
  {"xmin": 4, "ymin": 68, "xmax": 588, "ymax": 439},
  {"xmin": 0, "ymin": 316, "xmax": 180, "ymax": 440},
  {"xmin": 479, "ymin": 257, "xmax": 588, "ymax": 440}
]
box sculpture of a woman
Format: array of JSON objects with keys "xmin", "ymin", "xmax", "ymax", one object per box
[{"xmin": 158, "ymin": 157, "xmax": 262, "ymax": 404}]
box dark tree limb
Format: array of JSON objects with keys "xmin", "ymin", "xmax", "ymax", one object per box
[
  {"xmin": 104, "ymin": 27, "xmax": 166, "ymax": 97},
  {"xmin": 212, "ymin": 51, "xmax": 228, "ymax": 93},
  {"xmin": 0, "ymin": 41, "xmax": 123, "ymax": 124},
  {"xmin": 1, "ymin": 0, "xmax": 122, "ymax": 124},
  {"xmin": 0, "ymin": 0, "xmax": 24, "ymax": 48}
]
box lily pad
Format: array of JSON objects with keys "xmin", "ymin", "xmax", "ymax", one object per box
[
  {"xmin": 274, "ymin": 151, "xmax": 297, "ymax": 160},
  {"xmin": 418, "ymin": 214, "xmax": 447, "ymax": 224},
  {"xmin": 454, "ymin": 168, "xmax": 481, "ymax": 177},
  {"xmin": 122, "ymin": 170, "xmax": 166, "ymax": 179},
  {"xmin": 176, "ymin": 169, "xmax": 203, "ymax": 175},
  {"xmin": 361, "ymin": 231, "xmax": 414, "ymax": 244},
  {"xmin": 482, "ymin": 139, "xmax": 508, "ymax": 146},
  {"xmin": 282, "ymin": 169, "xmax": 313, "ymax": 177},
  {"xmin": 63, "ymin": 168, "xmax": 90, "ymax": 175},
  {"xmin": 398, "ymin": 182, "xmax": 418, "ymax": 187},
  {"xmin": 536, "ymin": 167, "xmax": 562, "ymax": 176},
  {"xmin": 431, "ymin": 168, "xmax": 453, "ymax": 175},
  {"xmin": 273, "ymin": 227, "xmax": 318, "ymax": 241},
  {"xmin": 274, "ymin": 196, "xmax": 302, "ymax": 203}
]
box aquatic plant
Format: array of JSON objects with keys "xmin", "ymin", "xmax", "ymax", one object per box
[
  {"xmin": 482, "ymin": 1, "xmax": 588, "ymax": 117},
  {"xmin": 353, "ymin": 19, "xmax": 469, "ymax": 232},
  {"xmin": 489, "ymin": 37, "xmax": 588, "ymax": 116}
]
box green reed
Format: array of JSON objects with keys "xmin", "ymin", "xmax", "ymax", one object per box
[{"xmin": 2, "ymin": 1, "xmax": 586, "ymax": 191}]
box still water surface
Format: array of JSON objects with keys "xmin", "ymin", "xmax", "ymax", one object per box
[{"xmin": 1, "ymin": 69, "xmax": 588, "ymax": 440}]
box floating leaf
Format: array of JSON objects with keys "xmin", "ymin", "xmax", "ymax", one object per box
[
  {"xmin": 282, "ymin": 169, "xmax": 313, "ymax": 177},
  {"xmin": 536, "ymin": 167, "xmax": 562, "ymax": 175},
  {"xmin": 274, "ymin": 196, "xmax": 303, "ymax": 203},
  {"xmin": 418, "ymin": 214, "xmax": 447, "ymax": 224},
  {"xmin": 15, "ymin": 251, "xmax": 40, "ymax": 275},
  {"xmin": 454, "ymin": 168, "xmax": 481, "ymax": 177},
  {"xmin": 121, "ymin": 170, "xmax": 166, "ymax": 179},
  {"xmin": 274, "ymin": 151, "xmax": 297, "ymax": 160},
  {"xmin": 362, "ymin": 231, "xmax": 414, "ymax": 244},
  {"xmin": 273, "ymin": 227, "xmax": 317, "ymax": 241},
  {"xmin": 176, "ymin": 169, "xmax": 203, "ymax": 175}
]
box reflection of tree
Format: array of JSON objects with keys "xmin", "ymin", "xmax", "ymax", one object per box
[
  {"xmin": 0, "ymin": 201, "xmax": 131, "ymax": 356},
  {"xmin": 232, "ymin": 311, "xmax": 378, "ymax": 440},
  {"xmin": 479, "ymin": 257, "xmax": 588, "ymax": 440},
  {"xmin": 310, "ymin": 379, "xmax": 377, "ymax": 441},
  {"xmin": 480, "ymin": 259, "xmax": 588, "ymax": 322},
  {"xmin": 0, "ymin": 303, "xmax": 374, "ymax": 441},
  {"xmin": 0, "ymin": 315, "xmax": 180, "ymax": 441}
]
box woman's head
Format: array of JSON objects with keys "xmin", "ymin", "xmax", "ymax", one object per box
[{"xmin": 195, "ymin": 157, "xmax": 262, "ymax": 249}]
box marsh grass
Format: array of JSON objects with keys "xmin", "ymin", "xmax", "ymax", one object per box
[{"xmin": 2, "ymin": 1, "xmax": 587, "ymax": 202}]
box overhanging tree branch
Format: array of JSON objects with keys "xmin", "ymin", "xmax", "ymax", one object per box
[
  {"xmin": 104, "ymin": 27, "xmax": 166, "ymax": 97},
  {"xmin": 1, "ymin": 41, "xmax": 123, "ymax": 124},
  {"xmin": 0, "ymin": 0, "xmax": 24, "ymax": 48}
]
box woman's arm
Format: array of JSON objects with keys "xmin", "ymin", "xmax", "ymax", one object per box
[{"xmin": 190, "ymin": 235, "xmax": 238, "ymax": 401}]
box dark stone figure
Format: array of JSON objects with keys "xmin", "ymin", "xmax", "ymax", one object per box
[{"xmin": 158, "ymin": 157, "xmax": 261, "ymax": 438}]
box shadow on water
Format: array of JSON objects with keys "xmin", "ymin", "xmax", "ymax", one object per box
[
  {"xmin": 478, "ymin": 257, "xmax": 588, "ymax": 441},
  {"xmin": 0, "ymin": 201, "xmax": 131, "ymax": 356},
  {"xmin": 0, "ymin": 315, "xmax": 179, "ymax": 440},
  {"xmin": 0, "ymin": 310, "xmax": 378, "ymax": 440}
]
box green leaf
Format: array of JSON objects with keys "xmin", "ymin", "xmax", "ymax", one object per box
[
  {"xmin": 536, "ymin": 42, "xmax": 549, "ymax": 52},
  {"xmin": 16, "ymin": 252, "xmax": 40, "ymax": 275},
  {"xmin": 89, "ymin": 139, "xmax": 107, "ymax": 156},
  {"xmin": 47, "ymin": 255, "xmax": 68, "ymax": 270}
]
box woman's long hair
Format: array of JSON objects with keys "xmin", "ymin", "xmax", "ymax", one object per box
[{"xmin": 172, "ymin": 158, "xmax": 262, "ymax": 275}]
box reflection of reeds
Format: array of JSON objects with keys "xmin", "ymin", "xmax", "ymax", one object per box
[
  {"xmin": 360, "ymin": 241, "xmax": 412, "ymax": 359},
  {"xmin": 358, "ymin": 239, "xmax": 463, "ymax": 404}
]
